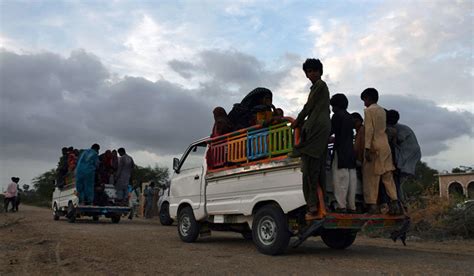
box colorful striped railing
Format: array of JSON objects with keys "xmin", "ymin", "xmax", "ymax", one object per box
[
  {"xmin": 207, "ymin": 117, "xmax": 300, "ymax": 170},
  {"xmin": 247, "ymin": 128, "xmax": 269, "ymax": 160}
]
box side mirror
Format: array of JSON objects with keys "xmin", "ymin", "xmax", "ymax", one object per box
[{"xmin": 173, "ymin": 157, "xmax": 180, "ymax": 173}]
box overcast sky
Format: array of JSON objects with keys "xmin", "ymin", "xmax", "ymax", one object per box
[{"xmin": 0, "ymin": 0, "xmax": 473, "ymax": 190}]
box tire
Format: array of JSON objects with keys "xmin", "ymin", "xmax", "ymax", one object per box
[
  {"xmin": 159, "ymin": 203, "xmax": 173, "ymax": 226},
  {"xmin": 241, "ymin": 231, "xmax": 253, "ymax": 240},
  {"xmin": 93, "ymin": 215, "xmax": 99, "ymax": 221},
  {"xmin": 53, "ymin": 204, "xmax": 60, "ymax": 221},
  {"xmin": 321, "ymin": 229, "xmax": 357, "ymax": 250},
  {"xmin": 252, "ymin": 205, "xmax": 290, "ymax": 255},
  {"xmin": 177, "ymin": 206, "xmax": 200, "ymax": 243},
  {"xmin": 111, "ymin": 215, "xmax": 121, "ymax": 223},
  {"xmin": 67, "ymin": 202, "xmax": 76, "ymax": 223}
]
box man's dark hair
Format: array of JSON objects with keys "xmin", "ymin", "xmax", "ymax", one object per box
[
  {"xmin": 62, "ymin": 147, "xmax": 68, "ymax": 155},
  {"xmin": 351, "ymin": 112, "xmax": 363, "ymax": 122},
  {"xmin": 302, "ymin": 58, "xmax": 323, "ymax": 75},
  {"xmin": 360, "ymin": 88, "xmax": 379, "ymax": 102},
  {"xmin": 330, "ymin": 93, "xmax": 349, "ymax": 110},
  {"xmin": 386, "ymin": 109, "xmax": 400, "ymax": 125},
  {"xmin": 150, "ymin": 181, "xmax": 155, "ymax": 187},
  {"xmin": 91, "ymin": 144, "xmax": 100, "ymax": 152},
  {"xmin": 118, "ymin": 148, "xmax": 126, "ymax": 155}
]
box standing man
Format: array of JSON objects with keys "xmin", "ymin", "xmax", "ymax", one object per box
[
  {"xmin": 290, "ymin": 58, "xmax": 331, "ymax": 220},
  {"xmin": 115, "ymin": 148, "xmax": 135, "ymax": 206},
  {"xmin": 75, "ymin": 144, "xmax": 100, "ymax": 205},
  {"xmin": 4, "ymin": 177, "xmax": 19, "ymax": 212},
  {"xmin": 144, "ymin": 182, "xmax": 155, "ymax": 218},
  {"xmin": 360, "ymin": 88, "xmax": 400, "ymax": 215},
  {"xmin": 329, "ymin": 94, "xmax": 357, "ymax": 213},
  {"xmin": 387, "ymin": 109, "xmax": 421, "ymax": 203}
]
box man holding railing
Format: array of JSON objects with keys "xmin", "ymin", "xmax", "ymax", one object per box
[{"xmin": 291, "ymin": 58, "xmax": 331, "ymax": 220}]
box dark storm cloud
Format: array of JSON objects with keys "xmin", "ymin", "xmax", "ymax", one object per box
[
  {"xmin": 1, "ymin": 48, "xmax": 472, "ymax": 182},
  {"xmin": 346, "ymin": 95, "xmax": 474, "ymax": 157},
  {"xmin": 169, "ymin": 49, "xmax": 289, "ymax": 101},
  {"xmin": 0, "ymin": 49, "xmax": 213, "ymax": 165},
  {"xmin": 167, "ymin": 60, "xmax": 197, "ymax": 79}
]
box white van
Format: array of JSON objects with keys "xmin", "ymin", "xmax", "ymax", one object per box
[
  {"xmin": 52, "ymin": 183, "xmax": 131, "ymax": 223},
  {"xmin": 168, "ymin": 121, "xmax": 407, "ymax": 255}
]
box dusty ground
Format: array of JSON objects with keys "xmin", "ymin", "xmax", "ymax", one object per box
[{"xmin": 1, "ymin": 205, "xmax": 473, "ymax": 275}]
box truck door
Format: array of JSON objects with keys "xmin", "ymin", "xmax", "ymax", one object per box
[{"xmin": 172, "ymin": 144, "xmax": 206, "ymax": 210}]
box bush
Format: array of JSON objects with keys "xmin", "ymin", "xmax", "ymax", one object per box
[{"xmin": 408, "ymin": 190, "xmax": 474, "ymax": 239}]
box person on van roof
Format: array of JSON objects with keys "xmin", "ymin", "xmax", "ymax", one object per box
[
  {"xmin": 75, "ymin": 144, "xmax": 100, "ymax": 205},
  {"xmin": 330, "ymin": 93, "xmax": 357, "ymax": 213},
  {"xmin": 360, "ymin": 88, "xmax": 401, "ymax": 215},
  {"xmin": 211, "ymin": 107, "xmax": 233, "ymax": 138}
]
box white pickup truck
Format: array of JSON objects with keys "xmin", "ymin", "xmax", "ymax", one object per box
[
  {"xmin": 52, "ymin": 183, "xmax": 131, "ymax": 223},
  {"xmin": 169, "ymin": 122, "xmax": 408, "ymax": 255}
]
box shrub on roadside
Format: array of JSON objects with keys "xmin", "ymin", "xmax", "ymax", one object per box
[{"xmin": 408, "ymin": 189, "xmax": 473, "ymax": 239}]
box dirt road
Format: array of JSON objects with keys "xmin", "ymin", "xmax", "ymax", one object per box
[{"xmin": 1, "ymin": 205, "xmax": 473, "ymax": 275}]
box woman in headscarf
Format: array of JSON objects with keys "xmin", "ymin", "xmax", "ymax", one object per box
[{"xmin": 211, "ymin": 107, "xmax": 233, "ymax": 138}]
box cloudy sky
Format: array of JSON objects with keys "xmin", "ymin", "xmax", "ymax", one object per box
[{"xmin": 0, "ymin": 0, "xmax": 473, "ymax": 189}]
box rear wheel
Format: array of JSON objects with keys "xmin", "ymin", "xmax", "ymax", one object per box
[
  {"xmin": 53, "ymin": 204, "xmax": 60, "ymax": 221},
  {"xmin": 111, "ymin": 215, "xmax": 121, "ymax": 223},
  {"xmin": 159, "ymin": 202, "xmax": 173, "ymax": 226},
  {"xmin": 67, "ymin": 202, "xmax": 76, "ymax": 223},
  {"xmin": 252, "ymin": 205, "xmax": 290, "ymax": 255},
  {"xmin": 93, "ymin": 215, "xmax": 99, "ymax": 221},
  {"xmin": 321, "ymin": 229, "xmax": 357, "ymax": 249},
  {"xmin": 178, "ymin": 206, "xmax": 200, "ymax": 243}
]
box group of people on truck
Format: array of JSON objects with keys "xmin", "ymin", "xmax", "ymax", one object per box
[
  {"xmin": 208, "ymin": 58, "xmax": 421, "ymax": 220},
  {"xmin": 291, "ymin": 58, "xmax": 421, "ymax": 220},
  {"xmin": 210, "ymin": 87, "xmax": 286, "ymax": 138},
  {"xmin": 56, "ymin": 144, "xmax": 135, "ymax": 206}
]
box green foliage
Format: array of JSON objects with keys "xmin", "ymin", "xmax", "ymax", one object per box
[
  {"xmin": 133, "ymin": 165, "xmax": 169, "ymax": 188},
  {"xmin": 403, "ymin": 161, "xmax": 439, "ymax": 197},
  {"xmin": 451, "ymin": 167, "xmax": 464, "ymax": 173},
  {"xmin": 32, "ymin": 169, "xmax": 56, "ymax": 201}
]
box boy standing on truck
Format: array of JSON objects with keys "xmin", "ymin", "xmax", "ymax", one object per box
[
  {"xmin": 75, "ymin": 144, "xmax": 100, "ymax": 205},
  {"xmin": 291, "ymin": 58, "xmax": 331, "ymax": 220},
  {"xmin": 329, "ymin": 94, "xmax": 357, "ymax": 213},
  {"xmin": 360, "ymin": 88, "xmax": 400, "ymax": 215}
]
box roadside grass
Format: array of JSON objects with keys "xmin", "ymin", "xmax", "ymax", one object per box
[{"xmin": 363, "ymin": 190, "xmax": 474, "ymax": 240}]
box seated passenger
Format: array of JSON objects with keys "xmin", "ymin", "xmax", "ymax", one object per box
[
  {"xmin": 271, "ymin": 108, "xmax": 286, "ymax": 125},
  {"xmin": 251, "ymin": 104, "xmax": 273, "ymax": 126},
  {"xmin": 228, "ymin": 87, "xmax": 273, "ymax": 130},
  {"xmin": 211, "ymin": 107, "xmax": 233, "ymax": 138}
]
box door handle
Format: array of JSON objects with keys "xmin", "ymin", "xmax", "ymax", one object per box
[{"xmin": 194, "ymin": 175, "xmax": 200, "ymax": 180}]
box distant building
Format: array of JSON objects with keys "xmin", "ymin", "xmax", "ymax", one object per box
[{"xmin": 438, "ymin": 172, "xmax": 474, "ymax": 199}]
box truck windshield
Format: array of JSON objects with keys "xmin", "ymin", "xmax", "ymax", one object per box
[{"xmin": 180, "ymin": 144, "xmax": 207, "ymax": 171}]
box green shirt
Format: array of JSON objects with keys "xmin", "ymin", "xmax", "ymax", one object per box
[{"xmin": 295, "ymin": 79, "xmax": 331, "ymax": 158}]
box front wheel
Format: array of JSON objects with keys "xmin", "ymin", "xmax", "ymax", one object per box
[
  {"xmin": 178, "ymin": 206, "xmax": 200, "ymax": 243},
  {"xmin": 159, "ymin": 203, "xmax": 173, "ymax": 226},
  {"xmin": 252, "ymin": 205, "xmax": 290, "ymax": 255},
  {"xmin": 321, "ymin": 229, "xmax": 357, "ymax": 249}
]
